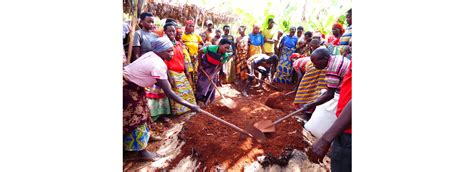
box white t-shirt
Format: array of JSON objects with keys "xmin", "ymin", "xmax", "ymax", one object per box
[{"xmin": 123, "ymin": 52, "xmax": 168, "ymax": 87}]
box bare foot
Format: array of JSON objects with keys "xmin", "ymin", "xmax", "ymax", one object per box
[
  {"xmin": 197, "ymin": 101, "xmax": 205, "ymax": 107},
  {"xmin": 137, "ymin": 150, "xmax": 159, "ymax": 161},
  {"xmin": 149, "ymin": 135, "xmax": 163, "ymax": 142}
]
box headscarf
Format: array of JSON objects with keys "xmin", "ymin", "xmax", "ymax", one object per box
[
  {"xmin": 151, "ymin": 37, "xmax": 173, "ymax": 53},
  {"xmin": 176, "ymin": 27, "xmax": 182, "ymax": 34},
  {"xmin": 262, "ymin": 15, "xmax": 275, "ymax": 29},
  {"xmin": 185, "ymin": 20, "xmax": 193, "ymax": 25},
  {"xmin": 333, "ymin": 23, "xmax": 345, "ymax": 35},
  {"xmin": 290, "ymin": 53, "xmax": 302, "ymax": 61}
]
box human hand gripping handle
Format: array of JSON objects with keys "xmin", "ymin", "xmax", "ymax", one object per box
[
  {"xmin": 155, "ymin": 79, "xmax": 200, "ymax": 113},
  {"xmin": 188, "ymin": 104, "xmax": 200, "ymax": 112},
  {"xmin": 311, "ymin": 100, "xmax": 352, "ymax": 165},
  {"xmin": 302, "ymin": 102, "xmax": 316, "ymax": 111},
  {"xmin": 302, "ymin": 89, "xmax": 336, "ymax": 111},
  {"xmin": 311, "ymin": 136, "xmax": 331, "ymax": 164}
]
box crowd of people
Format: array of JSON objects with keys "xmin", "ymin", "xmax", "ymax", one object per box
[{"xmin": 123, "ymin": 8, "xmax": 352, "ymax": 171}]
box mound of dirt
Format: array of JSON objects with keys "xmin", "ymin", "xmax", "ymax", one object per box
[
  {"xmin": 264, "ymin": 91, "xmax": 296, "ymax": 112},
  {"xmin": 265, "ymin": 92, "xmax": 285, "ymax": 109},
  {"xmin": 123, "ymin": 84, "xmax": 327, "ymax": 171},
  {"xmin": 166, "ymin": 84, "xmax": 312, "ymax": 171}
]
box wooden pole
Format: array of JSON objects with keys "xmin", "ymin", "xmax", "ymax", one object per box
[
  {"xmin": 127, "ymin": 0, "xmax": 139, "ymax": 64},
  {"xmin": 126, "ymin": 19, "xmax": 137, "ymax": 64}
]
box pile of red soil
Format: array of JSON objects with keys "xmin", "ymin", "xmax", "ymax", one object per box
[
  {"xmin": 167, "ymin": 85, "xmax": 312, "ymax": 171},
  {"xmin": 264, "ymin": 91, "xmax": 295, "ymax": 112}
]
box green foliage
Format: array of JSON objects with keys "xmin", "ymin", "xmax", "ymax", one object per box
[
  {"xmin": 338, "ymin": 15, "xmax": 346, "ymax": 25},
  {"xmin": 281, "ymin": 20, "xmax": 290, "ymax": 33},
  {"xmin": 188, "ymin": 0, "xmax": 351, "ymax": 37}
]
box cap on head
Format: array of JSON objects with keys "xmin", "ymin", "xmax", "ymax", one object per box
[
  {"xmin": 290, "ymin": 26, "xmax": 297, "ymax": 32},
  {"xmin": 206, "ymin": 20, "xmax": 213, "ymax": 26}
]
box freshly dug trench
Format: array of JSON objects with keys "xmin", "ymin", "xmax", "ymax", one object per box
[
  {"xmin": 123, "ymin": 84, "xmax": 325, "ymax": 171},
  {"xmin": 166, "ymin": 85, "xmax": 313, "ymax": 171}
]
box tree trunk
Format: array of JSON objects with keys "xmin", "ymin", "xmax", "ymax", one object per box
[
  {"xmin": 127, "ymin": 0, "xmax": 139, "ymax": 64},
  {"xmin": 301, "ymin": 0, "xmax": 308, "ymax": 22}
]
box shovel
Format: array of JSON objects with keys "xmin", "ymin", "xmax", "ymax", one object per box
[
  {"xmin": 253, "ymin": 108, "xmax": 305, "ymax": 133},
  {"xmin": 284, "ymin": 90, "xmax": 296, "ymax": 96},
  {"xmin": 201, "ymin": 68, "xmax": 237, "ymax": 109},
  {"xmin": 198, "ymin": 109, "xmax": 266, "ymax": 143}
]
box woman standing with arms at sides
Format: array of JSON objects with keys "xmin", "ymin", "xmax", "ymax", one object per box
[
  {"xmin": 176, "ymin": 27, "xmax": 195, "ymax": 87},
  {"xmin": 338, "ymin": 9, "xmax": 352, "ymax": 56},
  {"xmin": 123, "ymin": 37, "xmax": 200, "ymax": 161},
  {"xmin": 163, "ymin": 22, "xmax": 197, "ymax": 115},
  {"xmin": 248, "ymin": 25, "xmax": 264, "ymax": 57},
  {"xmin": 274, "ymin": 26, "xmax": 298, "ymax": 84},
  {"xmin": 182, "ymin": 20, "xmax": 204, "ymax": 91},
  {"xmin": 235, "ymin": 26, "xmax": 250, "ymax": 84},
  {"xmin": 327, "ymin": 23, "xmax": 345, "ymax": 55}
]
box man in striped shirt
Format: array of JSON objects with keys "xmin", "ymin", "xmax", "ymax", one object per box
[{"xmin": 302, "ymin": 48, "xmax": 351, "ymax": 118}]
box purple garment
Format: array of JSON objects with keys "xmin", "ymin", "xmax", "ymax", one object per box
[{"xmin": 196, "ymin": 59, "xmax": 219, "ymax": 103}]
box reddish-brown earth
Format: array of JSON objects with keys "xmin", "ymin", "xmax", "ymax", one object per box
[
  {"xmin": 124, "ymin": 83, "xmax": 327, "ymax": 171},
  {"xmin": 166, "ymin": 84, "xmax": 314, "ymax": 171}
]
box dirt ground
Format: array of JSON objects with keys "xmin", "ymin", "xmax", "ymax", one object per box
[{"xmin": 123, "ymin": 83, "xmax": 330, "ymax": 171}]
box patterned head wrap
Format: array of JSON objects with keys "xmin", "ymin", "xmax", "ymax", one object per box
[
  {"xmin": 151, "ymin": 37, "xmax": 173, "ymax": 53},
  {"xmin": 185, "ymin": 20, "xmax": 193, "ymax": 25},
  {"xmin": 333, "ymin": 23, "xmax": 345, "ymax": 35}
]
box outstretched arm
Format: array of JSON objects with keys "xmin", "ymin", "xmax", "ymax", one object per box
[
  {"xmin": 311, "ymin": 100, "xmax": 352, "ymax": 163},
  {"xmin": 303, "ymin": 87, "xmax": 336, "ymax": 110},
  {"xmin": 155, "ymin": 79, "xmax": 199, "ymax": 112}
]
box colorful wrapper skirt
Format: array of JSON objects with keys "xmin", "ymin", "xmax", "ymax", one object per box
[
  {"xmin": 196, "ymin": 60, "xmax": 219, "ymax": 103},
  {"xmin": 145, "ymin": 85, "xmax": 171, "ymax": 121},
  {"xmin": 169, "ymin": 70, "xmax": 197, "ymax": 115},
  {"xmin": 294, "ymin": 65, "xmax": 327, "ymax": 107},
  {"xmin": 123, "ymin": 123, "xmax": 150, "ymax": 151},
  {"xmin": 248, "ymin": 44, "xmax": 262, "ymax": 57},
  {"xmin": 236, "ymin": 45, "xmax": 249, "ymax": 81},
  {"xmin": 273, "ymin": 46, "xmax": 296, "ymax": 84},
  {"xmin": 123, "ymin": 78, "xmax": 150, "ymax": 134}
]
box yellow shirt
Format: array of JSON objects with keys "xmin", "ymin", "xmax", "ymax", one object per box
[
  {"xmin": 182, "ymin": 46, "xmax": 193, "ymax": 73},
  {"xmin": 182, "ymin": 33, "xmax": 203, "ymax": 56},
  {"xmin": 262, "ymin": 27, "xmax": 277, "ymax": 53}
]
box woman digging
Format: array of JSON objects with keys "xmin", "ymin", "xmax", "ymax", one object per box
[
  {"xmin": 195, "ymin": 38, "xmax": 232, "ymax": 106},
  {"xmin": 241, "ymin": 54, "xmax": 278, "ymax": 97},
  {"xmin": 123, "ymin": 37, "xmax": 200, "ymax": 161}
]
